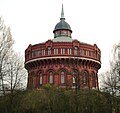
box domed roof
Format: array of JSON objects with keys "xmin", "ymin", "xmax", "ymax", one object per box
[
  {"xmin": 53, "ymin": 4, "xmax": 72, "ymax": 33},
  {"xmin": 53, "ymin": 19, "xmax": 72, "ymax": 33}
]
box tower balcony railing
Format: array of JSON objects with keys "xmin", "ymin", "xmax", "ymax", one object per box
[{"xmin": 25, "ymin": 47, "xmax": 101, "ymax": 63}]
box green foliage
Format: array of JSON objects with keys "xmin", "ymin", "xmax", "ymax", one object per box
[
  {"xmin": 43, "ymin": 83, "xmax": 52, "ymax": 90},
  {"xmin": 0, "ymin": 89, "xmax": 120, "ymax": 113}
]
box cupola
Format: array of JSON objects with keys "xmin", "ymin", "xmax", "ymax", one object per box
[{"xmin": 53, "ymin": 4, "xmax": 72, "ymax": 38}]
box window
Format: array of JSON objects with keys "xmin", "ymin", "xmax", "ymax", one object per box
[
  {"xmin": 48, "ymin": 47, "xmax": 51, "ymax": 55},
  {"xmin": 89, "ymin": 51, "xmax": 92, "ymax": 57},
  {"xmin": 61, "ymin": 30, "xmax": 67, "ymax": 35},
  {"xmin": 83, "ymin": 76, "xmax": 86, "ymax": 85},
  {"xmin": 39, "ymin": 73, "xmax": 42, "ymax": 85},
  {"xmin": 32, "ymin": 50, "xmax": 41, "ymax": 57},
  {"xmin": 42, "ymin": 50, "xmax": 45, "ymax": 55},
  {"xmin": 80, "ymin": 49, "xmax": 84, "ymax": 56},
  {"xmin": 55, "ymin": 32, "xmax": 58, "ymax": 37},
  {"xmin": 38, "ymin": 50, "xmax": 42, "ymax": 55},
  {"xmin": 72, "ymin": 71, "xmax": 78, "ymax": 83},
  {"xmin": 61, "ymin": 71, "xmax": 65, "ymax": 84},
  {"xmin": 64, "ymin": 31, "xmax": 67, "ymax": 35},
  {"xmin": 61, "ymin": 48, "xmax": 65, "ymax": 54},
  {"xmin": 86, "ymin": 51, "xmax": 89, "ymax": 56},
  {"xmin": 92, "ymin": 74, "xmax": 96, "ymax": 87},
  {"xmin": 82, "ymin": 72, "xmax": 88, "ymax": 85},
  {"xmin": 68, "ymin": 48, "xmax": 72, "ymax": 54},
  {"xmin": 63, "ymin": 49, "xmax": 65, "ymax": 54},
  {"xmin": 73, "ymin": 77, "xmax": 75, "ymax": 83},
  {"xmin": 91, "ymin": 51, "xmax": 94, "ymax": 57},
  {"xmin": 74, "ymin": 47, "xmax": 78, "ymax": 55},
  {"xmin": 49, "ymin": 72, "xmax": 53, "ymax": 84},
  {"xmin": 54, "ymin": 48, "xmax": 58, "ymax": 54},
  {"xmin": 32, "ymin": 51, "xmax": 36, "ymax": 57},
  {"xmin": 61, "ymin": 49, "xmax": 62, "ymax": 54},
  {"xmin": 40, "ymin": 76, "xmax": 42, "ymax": 85}
]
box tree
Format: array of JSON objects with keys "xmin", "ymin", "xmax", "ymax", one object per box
[
  {"xmin": 0, "ymin": 17, "xmax": 27, "ymax": 96},
  {"xmin": 101, "ymin": 71, "xmax": 119, "ymax": 96},
  {"xmin": 0, "ymin": 17, "xmax": 14, "ymax": 95},
  {"xmin": 100, "ymin": 42, "xmax": 120, "ymax": 96},
  {"xmin": 100, "ymin": 42, "xmax": 120, "ymax": 113},
  {"xmin": 0, "ymin": 17, "xmax": 27, "ymax": 113},
  {"xmin": 3, "ymin": 51, "xmax": 27, "ymax": 92},
  {"xmin": 111, "ymin": 42, "xmax": 120, "ymax": 95}
]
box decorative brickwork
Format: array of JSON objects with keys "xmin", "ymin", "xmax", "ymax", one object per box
[{"xmin": 25, "ymin": 40, "xmax": 101, "ymax": 89}]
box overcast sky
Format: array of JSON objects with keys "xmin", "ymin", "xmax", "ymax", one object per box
[{"xmin": 0, "ymin": 0, "xmax": 120, "ymax": 73}]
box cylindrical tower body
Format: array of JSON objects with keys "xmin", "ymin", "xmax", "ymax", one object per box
[
  {"xmin": 25, "ymin": 4, "xmax": 101, "ymax": 90},
  {"xmin": 25, "ymin": 40, "xmax": 101, "ymax": 89}
]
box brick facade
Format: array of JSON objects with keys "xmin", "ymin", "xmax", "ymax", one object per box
[
  {"xmin": 25, "ymin": 39, "xmax": 101, "ymax": 89},
  {"xmin": 25, "ymin": 4, "xmax": 101, "ymax": 90}
]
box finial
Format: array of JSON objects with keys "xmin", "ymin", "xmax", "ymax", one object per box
[{"xmin": 60, "ymin": 2, "xmax": 65, "ymax": 20}]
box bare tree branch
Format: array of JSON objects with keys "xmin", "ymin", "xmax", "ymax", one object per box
[{"xmin": 0, "ymin": 17, "xmax": 27, "ymax": 96}]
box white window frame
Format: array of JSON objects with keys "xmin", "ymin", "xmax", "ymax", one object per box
[
  {"xmin": 74, "ymin": 47, "xmax": 78, "ymax": 55},
  {"xmin": 49, "ymin": 72, "xmax": 53, "ymax": 84},
  {"xmin": 83, "ymin": 72, "xmax": 87, "ymax": 85},
  {"xmin": 40, "ymin": 76, "xmax": 42, "ymax": 85},
  {"xmin": 61, "ymin": 48, "xmax": 63, "ymax": 54},
  {"xmin": 48, "ymin": 47, "xmax": 51, "ymax": 55},
  {"xmin": 68, "ymin": 48, "xmax": 72, "ymax": 54},
  {"xmin": 54, "ymin": 48, "xmax": 58, "ymax": 54},
  {"xmin": 73, "ymin": 77, "xmax": 75, "ymax": 83},
  {"xmin": 61, "ymin": 71, "xmax": 65, "ymax": 84},
  {"xmin": 42, "ymin": 50, "xmax": 45, "ymax": 55},
  {"xmin": 39, "ymin": 73, "xmax": 43, "ymax": 85}
]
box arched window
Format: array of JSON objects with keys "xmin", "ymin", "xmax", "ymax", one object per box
[
  {"xmin": 92, "ymin": 74, "xmax": 96, "ymax": 88},
  {"xmin": 82, "ymin": 71, "xmax": 88, "ymax": 86},
  {"xmin": 48, "ymin": 47, "xmax": 51, "ymax": 55},
  {"xmin": 74, "ymin": 47, "xmax": 78, "ymax": 55},
  {"xmin": 61, "ymin": 71, "xmax": 65, "ymax": 84},
  {"xmin": 39, "ymin": 73, "xmax": 43, "ymax": 85},
  {"xmin": 49, "ymin": 71, "xmax": 53, "ymax": 84},
  {"xmin": 73, "ymin": 76, "xmax": 75, "ymax": 83},
  {"xmin": 72, "ymin": 70, "xmax": 79, "ymax": 84}
]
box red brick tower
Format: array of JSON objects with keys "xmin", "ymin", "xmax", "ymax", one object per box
[{"xmin": 25, "ymin": 4, "xmax": 101, "ymax": 89}]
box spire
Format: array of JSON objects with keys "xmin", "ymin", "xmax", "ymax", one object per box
[{"xmin": 60, "ymin": 3, "xmax": 65, "ymax": 20}]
